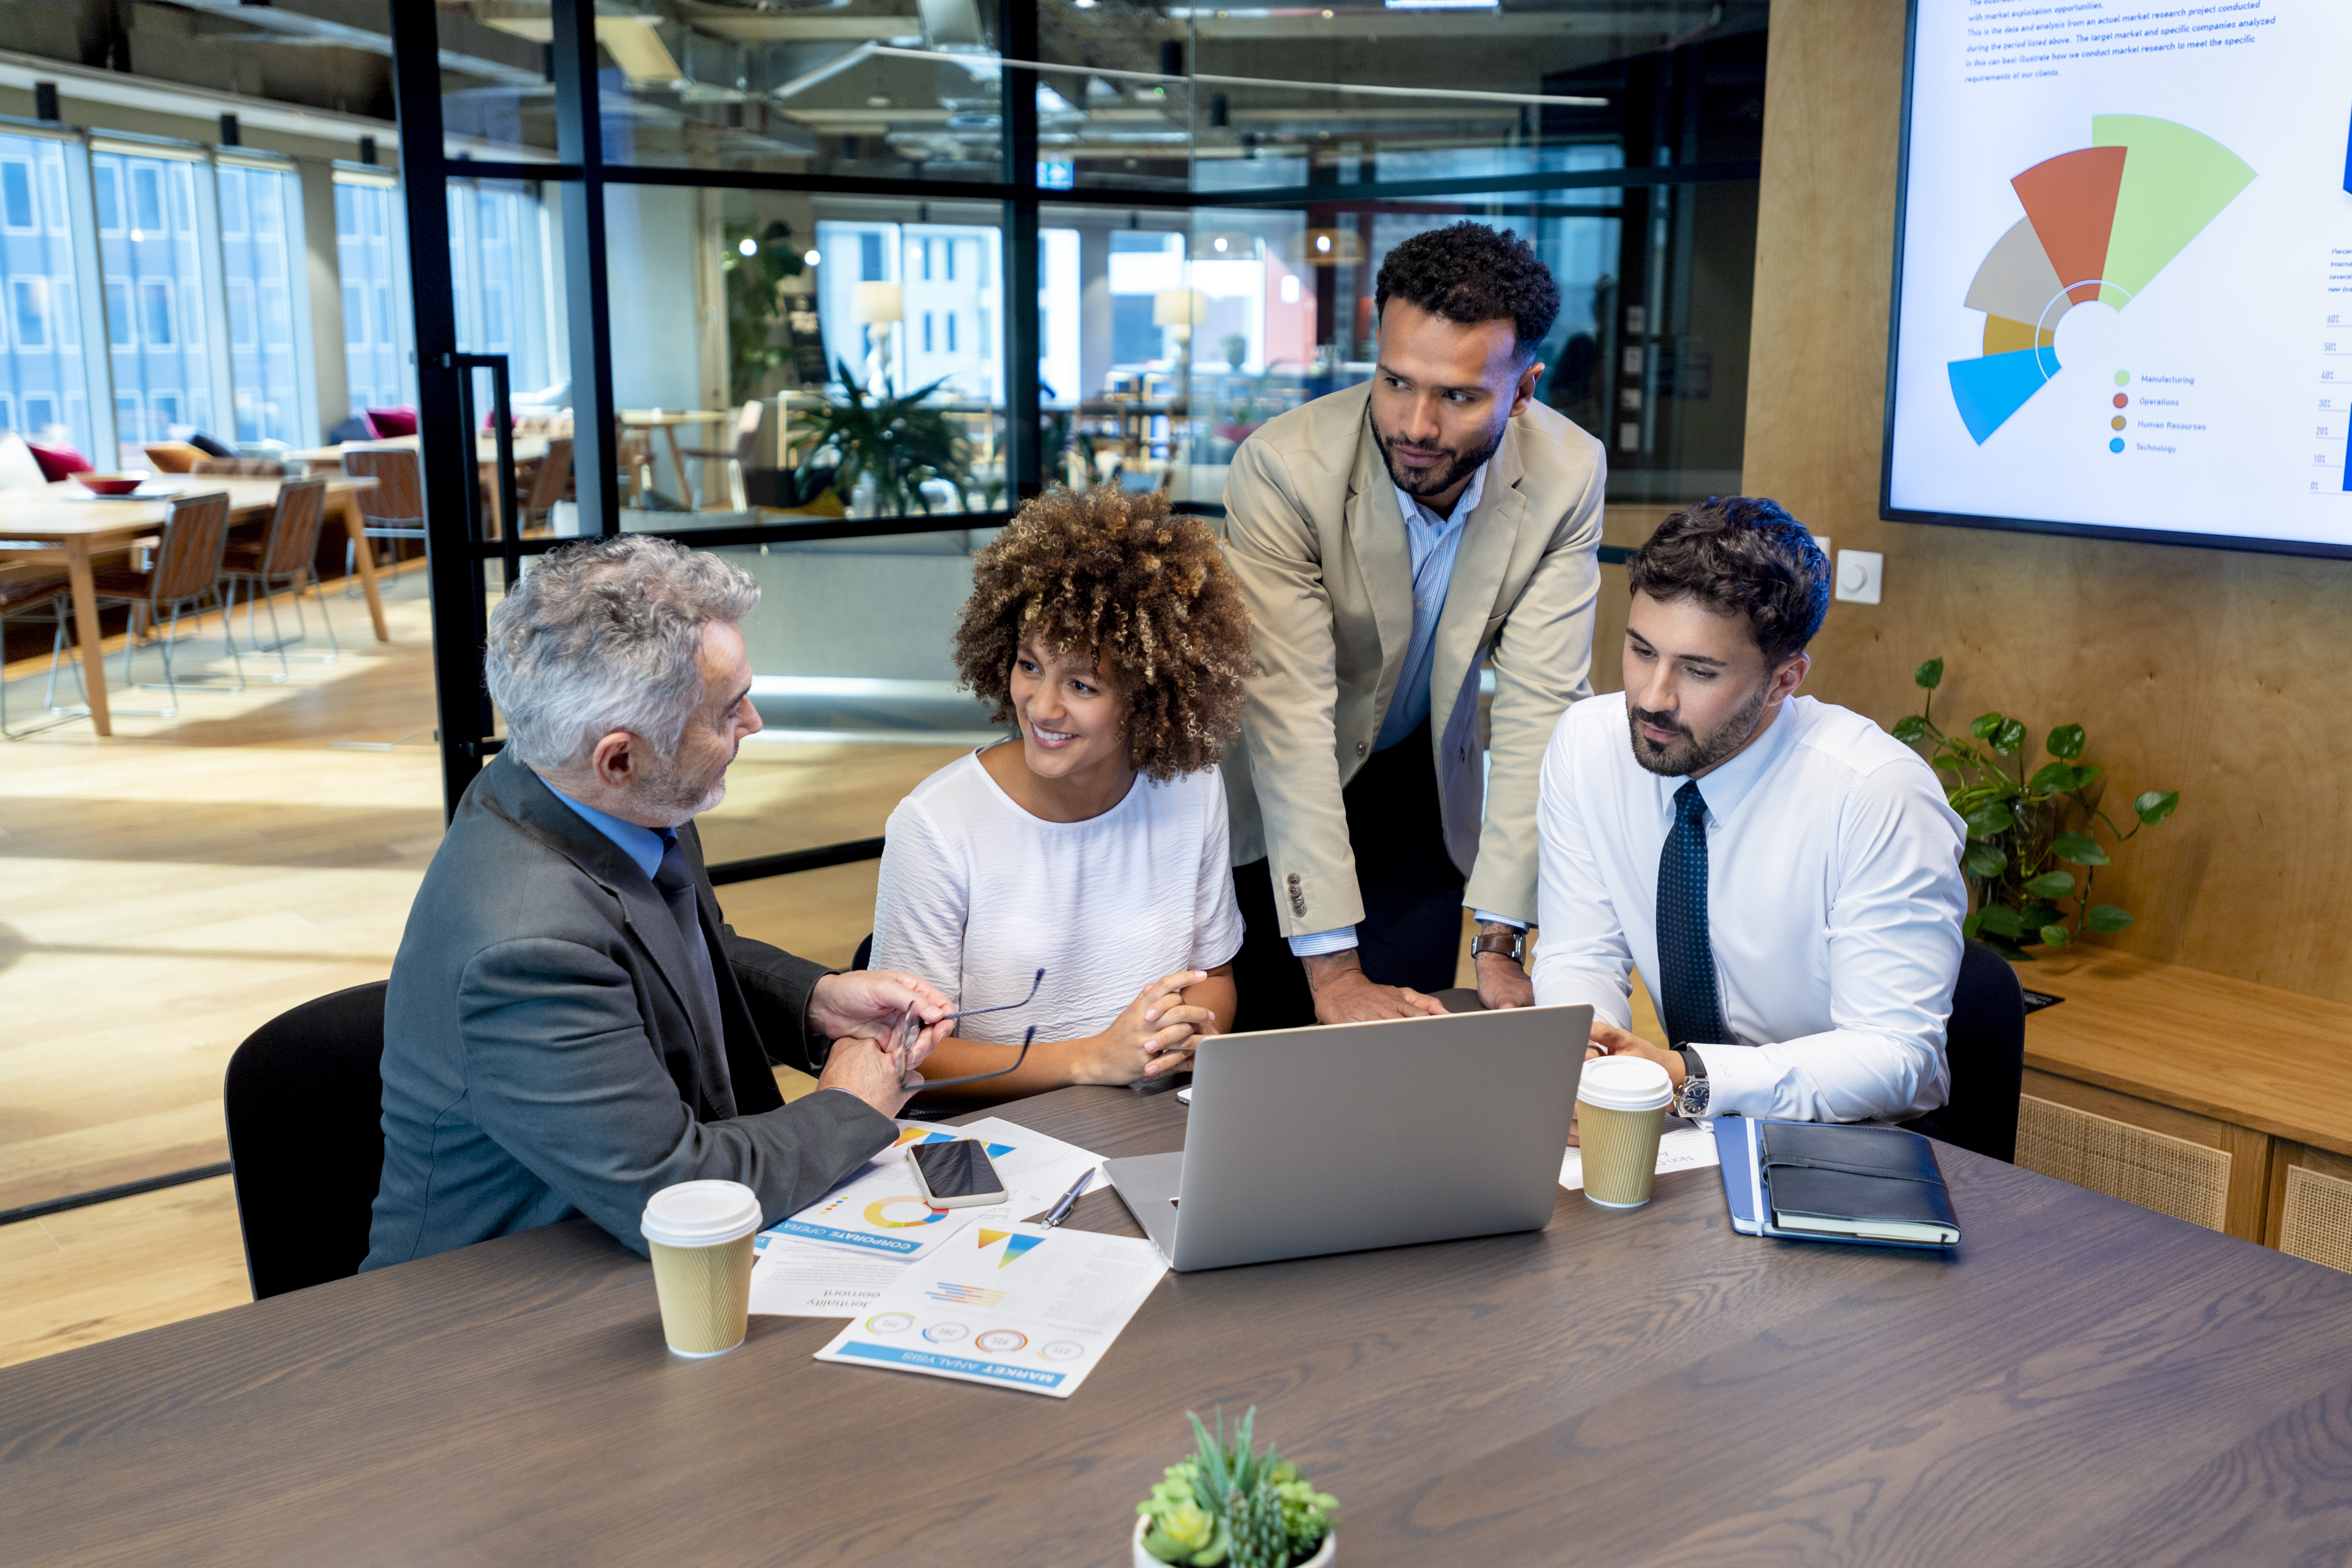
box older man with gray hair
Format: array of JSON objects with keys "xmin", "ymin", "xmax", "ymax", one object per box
[{"xmin": 365, "ymin": 536, "xmax": 950, "ymax": 1269}]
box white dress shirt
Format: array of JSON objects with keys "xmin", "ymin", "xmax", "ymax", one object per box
[
  {"xmin": 1530, "ymin": 692, "xmax": 1968, "ymax": 1122},
  {"xmin": 1290, "ymin": 461, "xmax": 1517, "ymax": 957}
]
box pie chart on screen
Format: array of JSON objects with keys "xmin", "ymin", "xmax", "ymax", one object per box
[{"xmin": 1946, "ymin": 115, "xmax": 2255, "ymax": 444}]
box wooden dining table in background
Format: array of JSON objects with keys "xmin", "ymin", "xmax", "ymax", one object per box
[
  {"xmin": 618, "ymin": 408, "xmax": 727, "ymax": 504},
  {"xmin": 284, "ymin": 433, "xmax": 553, "ymax": 538},
  {"xmin": 0, "ymin": 474, "xmax": 381, "ymax": 737}
]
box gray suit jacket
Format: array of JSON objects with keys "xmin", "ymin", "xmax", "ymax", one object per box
[
  {"xmin": 1220, "ymin": 381, "xmax": 1606, "ymax": 934},
  {"xmin": 363, "ymin": 751, "xmax": 897, "ymax": 1267}
]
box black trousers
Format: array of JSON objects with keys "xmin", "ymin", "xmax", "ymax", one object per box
[{"xmin": 1230, "ymin": 724, "xmax": 1467, "ymax": 1032}]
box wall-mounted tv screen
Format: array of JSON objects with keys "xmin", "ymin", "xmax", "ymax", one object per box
[{"xmin": 1884, "ymin": 0, "xmax": 2352, "ymax": 557}]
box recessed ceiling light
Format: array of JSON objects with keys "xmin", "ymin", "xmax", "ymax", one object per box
[
  {"xmin": 738, "ymin": 236, "xmax": 759, "ymax": 256},
  {"xmin": 804, "ymin": 249, "xmax": 821, "ymax": 266}
]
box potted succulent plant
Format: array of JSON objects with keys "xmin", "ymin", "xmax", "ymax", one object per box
[{"xmin": 1134, "ymin": 1407, "xmax": 1337, "ymax": 1568}]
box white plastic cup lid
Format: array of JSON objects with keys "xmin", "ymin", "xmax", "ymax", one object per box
[
  {"xmin": 1577, "ymin": 1055, "xmax": 1674, "ymax": 1111},
  {"xmin": 640, "ymin": 1180, "xmax": 764, "ymax": 1249}
]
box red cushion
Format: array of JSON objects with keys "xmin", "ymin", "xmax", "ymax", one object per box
[
  {"xmin": 24, "ymin": 442, "xmax": 91, "ymax": 482},
  {"xmin": 363, "ymin": 406, "xmax": 418, "ymax": 439}
]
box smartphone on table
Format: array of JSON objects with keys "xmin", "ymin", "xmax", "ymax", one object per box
[{"xmin": 908, "ymin": 1139, "xmax": 1009, "ymax": 1208}]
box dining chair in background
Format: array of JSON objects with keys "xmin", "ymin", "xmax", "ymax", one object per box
[
  {"xmin": 682, "ymin": 400, "xmax": 764, "ymax": 512},
  {"xmin": 57, "ymin": 488, "xmax": 242, "ymax": 717},
  {"xmin": 221, "ymin": 476, "xmax": 336, "ymax": 678},
  {"xmin": 339, "ymin": 446, "xmax": 425, "ymax": 595},
  {"xmin": 520, "ymin": 436, "xmax": 574, "ymax": 534},
  {"xmin": 0, "ymin": 572, "xmax": 76, "ymax": 739}
]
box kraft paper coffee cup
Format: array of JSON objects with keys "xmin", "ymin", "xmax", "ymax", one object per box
[
  {"xmin": 1578, "ymin": 1056, "xmax": 1674, "ymax": 1209},
  {"xmin": 640, "ymin": 1180, "xmax": 763, "ymax": 1358}
]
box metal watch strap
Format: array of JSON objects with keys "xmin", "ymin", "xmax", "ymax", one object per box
[{"xmin": 1674, "ymin": 1048, "xmax": 1710, "ymax": 1117}]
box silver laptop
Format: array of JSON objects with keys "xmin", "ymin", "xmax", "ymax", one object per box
[{"xmin": 1104, "ymin": 1004, "xmax": 1590, "ymax": 1271}]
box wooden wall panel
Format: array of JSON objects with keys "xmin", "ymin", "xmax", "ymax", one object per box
[{"xmin": 1739, "ymin": 0, "xmax": 2352, "ymax": 1003}]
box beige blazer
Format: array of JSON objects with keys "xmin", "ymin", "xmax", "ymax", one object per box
[{"xmin": 1220, "ymin": 380, "xmax": 1605, "ymax": 938}]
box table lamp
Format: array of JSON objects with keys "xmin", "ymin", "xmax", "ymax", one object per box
[{"xmin": 852, "ymin": 281, "xmax": 903, "ymax": 396}]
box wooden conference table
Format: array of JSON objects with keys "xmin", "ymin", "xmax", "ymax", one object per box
[
  {"xmin": 6, "ymin": 1087, "xmax": 2351, "ymax": 1564},
  {"xmin": 0, "ymin": 474, "xmax": 383, "ymax": 736}
]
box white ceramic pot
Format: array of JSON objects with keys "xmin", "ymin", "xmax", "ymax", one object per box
[{"xmin": 1132, "ymin": 1514, "xmax": 1335, "ymax": 1567}]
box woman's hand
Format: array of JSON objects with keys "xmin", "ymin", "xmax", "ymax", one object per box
[{"xmin": 1073, "ymin": 969, "xmax": 1215, "ymax": 1085}]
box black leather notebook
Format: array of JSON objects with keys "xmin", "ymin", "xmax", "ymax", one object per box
[{"xmin": 1758, "ymin": 1122, "xmax": 1961, "ymax": 1247}]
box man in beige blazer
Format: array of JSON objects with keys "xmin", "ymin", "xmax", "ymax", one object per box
[{"xmin": 1222, "ymin": 223, "xmax": 1606, "ymax": 1028}]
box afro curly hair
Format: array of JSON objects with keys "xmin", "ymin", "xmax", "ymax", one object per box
[
  {"xmin": 953, "ymin": 487, "xmax": 1252, "ymax": 782},
  {"xmin": 1374, "ymin": 221, "xmax": 1560, "ymax": 366}
]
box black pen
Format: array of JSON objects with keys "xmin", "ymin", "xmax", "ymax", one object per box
[{"xmin": 1037, "ymin": 1168, "xmax": 1094, "ymax": 1229}]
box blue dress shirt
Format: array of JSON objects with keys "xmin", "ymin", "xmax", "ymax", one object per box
[{"xmin": 1290, "ymin": 461, "xmax": 1520, "ymax": 958}]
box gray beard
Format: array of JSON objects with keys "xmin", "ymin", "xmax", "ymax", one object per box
[
  {"xmin": 634, "ymin": 752, "xmax": 730, "ymax": 827},
  {"xmin": 1628, "ymin": 679, "xmax": 1772, "ymax": 778}
]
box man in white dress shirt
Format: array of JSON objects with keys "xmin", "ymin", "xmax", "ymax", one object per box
[{"xmin": 1531, "ymin": 497, "xmax": 1968, "ymax": 1124}]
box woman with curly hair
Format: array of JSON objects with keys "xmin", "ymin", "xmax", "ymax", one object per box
[{"xmin": 869, "ymin": 486, "xmax": 1252, "ymax": 1098}]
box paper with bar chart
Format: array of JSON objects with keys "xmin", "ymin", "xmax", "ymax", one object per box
[
  {"xmin": 1888, "ymin": 1, "xmax": 2352, "ymax": 552},
  {"xmin": 814, "ymin": 1222, "xmax": 1168, "ymax": 1397}
]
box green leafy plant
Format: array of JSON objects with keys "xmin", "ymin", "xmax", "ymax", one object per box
[
  {"xmin": 1892, "ymin": 658, "xmax": 2180, "ymax": 959},
  {"xmin": 719, "ymin": 220, "xmax": 807, "ymax": 404},
  {"xmin": 785, "ymin": 362, "xmax": 975, "ymax": 517},
  {"xmin": 1137, "ymin": 1407, "xmax": 1336, "ymax": 1568}
]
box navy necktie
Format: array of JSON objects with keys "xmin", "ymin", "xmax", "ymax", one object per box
[
  {"xmin": 1657, "ymin": 780, "xmax": 1729, "ymax": 1048},
  {"xmin": 653, "ymin": 832, "xmax": 726, "ymax": 1051}
]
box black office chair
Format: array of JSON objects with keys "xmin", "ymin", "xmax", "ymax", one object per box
[
  {"xmin": 1904, "ymin": 938, "xmax": 2026, "ymax": 1162},
  {"xmin": 223, "ymin": 981, "xmax": 389, "ymax": 1300}
]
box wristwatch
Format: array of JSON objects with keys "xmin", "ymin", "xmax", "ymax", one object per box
[
  {"xmin": 1671, "ymin": 1048, "xmax": 1711, "ymax": 1118},
  {"xmin": 1471, "ymin": 931, "xmax": 1526, "ymax": 966}
]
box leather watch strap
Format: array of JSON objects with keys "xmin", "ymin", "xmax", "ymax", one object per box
[{"xmin": 1471, "ymin": 932, "xmax": 1524, "ymax": 965}]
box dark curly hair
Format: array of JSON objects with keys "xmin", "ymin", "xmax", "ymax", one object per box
[
  {"xmin": 1375, "ymin": 222, "xmax": 1561, "ymax": 365},
  {"xmin": 953, "ymin": 487, "xmax": 1252, "ymax": 782},
  {"xmin": 1626, "ymin": 496, "xmax": 1829, "ymax": 664}
]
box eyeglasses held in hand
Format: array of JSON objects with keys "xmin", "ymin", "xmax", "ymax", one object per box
[{"xmin": 894, "ymin": 967, "xmax": 1045, "ymax": 1091}]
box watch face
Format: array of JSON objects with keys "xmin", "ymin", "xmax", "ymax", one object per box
[{"xmin": 1678, "ymin": 1077, "xmax": 1710, "ymax": 1117}]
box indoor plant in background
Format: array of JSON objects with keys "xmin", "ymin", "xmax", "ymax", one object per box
[
  {"xmin": 1135, "ymin": 1407, "xmax": 1337, "ymax": 1567},
  {"xmin": 1891, "ymin": 658, "xmax": 2181, "ymax": 960},
  {"xmin": 785, "ymin": 362, "xmax": 976, "ymax": 517}
]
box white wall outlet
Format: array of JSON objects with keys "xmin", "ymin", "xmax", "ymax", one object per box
[{"xmin": 1835, "ymin": 549, "xmax": 1883, "ymax": 605}]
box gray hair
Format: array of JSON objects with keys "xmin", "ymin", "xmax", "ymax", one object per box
[{"xmin": 485, "ymin": 535, "xmax": 759, "ymax": 770}]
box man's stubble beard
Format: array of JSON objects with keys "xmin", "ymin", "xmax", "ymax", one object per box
[
  {"xmin": 1372, "ymin": 410, "xmax": 1508, "ymax": 502},
  {"xmin": 1628, "ymin": 677, "xmax": 1772, "ymax": 779},
  {"xmin": 635, "ymin": 746, "xmax": 732, "ymax": 827}
]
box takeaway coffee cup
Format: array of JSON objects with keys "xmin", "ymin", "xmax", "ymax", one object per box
[
  {"xmin": 1578, "ymin": 1056, "xmax": 1674, "ymax": 1209},
  {"xmin": 640, "ymin": 1180, "xmax": 764, "ymax": 1357}
]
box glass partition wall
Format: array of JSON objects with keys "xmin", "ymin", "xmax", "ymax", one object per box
[{"xmin": 394, "ymin": 0, "xmax": 1766, "ymax": 877}]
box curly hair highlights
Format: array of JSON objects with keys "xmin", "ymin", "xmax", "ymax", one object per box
[
  {"xmin": 954, "ymin": 487, "xmax": 1252, "ymax": 782},
  {"xmin": 1626, "ymin": 496, "xmax": 1830, "ymax": 664},
  {"xmin": 1374, "ymin": 222, "xmax": 1561, "ymax": 365}
]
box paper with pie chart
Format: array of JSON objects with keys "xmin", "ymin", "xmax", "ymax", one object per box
[
  {"xmin": 768, "ymin": 1118, "xmax": 1105, "ymax": 1263},
  {"xmin": 813, "ymin": 1222, "xmax": 1168, "ymax": 1397},
  {"xmin": 1887, "ymin": 1, "xmax": 2352, "ymax": 551}
]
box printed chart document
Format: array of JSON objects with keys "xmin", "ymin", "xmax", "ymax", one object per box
[
  {"xmin": 749, "ymin": 1233, "xmax": 906, "ymax": 1318},
  {"xmin": 772, "ymin": 1119, "xmax": 1108, "ymax": 1264},
  {"xmin": 814, "ymin": 1222, "xmax": 1166, "ymax": 1397},
  {"xmin": 1560, "ymin": 1122, "xmax": 1720, "ymax": 1191}
]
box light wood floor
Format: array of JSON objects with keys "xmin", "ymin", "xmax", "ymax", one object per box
[{"xmin": 0, "ymin": 572, "xmax": 1659, "ymax": 1369}]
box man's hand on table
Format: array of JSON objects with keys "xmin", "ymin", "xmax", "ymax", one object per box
[
  {"xmin": 1302, "ymin": 950, "xmax": 1447, "ymax": 1024},
  {"xmin": 1474, "ymin": 954, "xmax": 1535, "ymax": 1010}
]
